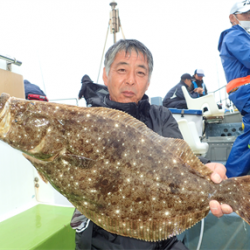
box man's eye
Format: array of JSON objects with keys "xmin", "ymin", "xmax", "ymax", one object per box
[
  {"xmin": 138, "ymin": 71, "xmax": 146, "ymax": 76},
  {"xmin": 118, "ymin": 68, "xmax": 125, "ymax": 72}
]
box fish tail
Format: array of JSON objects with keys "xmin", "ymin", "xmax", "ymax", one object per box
[{"xmin": 229, "ymin": 176, "xmax": 250, "ymax": 224}]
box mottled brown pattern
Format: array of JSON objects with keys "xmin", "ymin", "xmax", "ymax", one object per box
[{"xmin": 1, "ymin": 92, "xmax": 250, "ymax": 241}]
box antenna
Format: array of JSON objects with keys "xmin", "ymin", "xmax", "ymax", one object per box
[
  {"xmin": 109, "ymin": 1, "xmax": 119, "ymax": 43},
  {"xmin": 96, "ymin": 1, "xmax": 125, "ymax": 83}
]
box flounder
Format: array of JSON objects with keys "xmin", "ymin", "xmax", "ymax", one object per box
[{"xmin": 1, "ymin": 92, "xmax": 250, "ymax": 242}]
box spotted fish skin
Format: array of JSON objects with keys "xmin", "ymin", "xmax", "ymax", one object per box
[{"xmin": 1, "ymin": 92, "xmax": 250, "ymax": 241}]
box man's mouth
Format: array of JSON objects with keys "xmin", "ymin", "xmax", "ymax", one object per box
[{"xmin": 122, "ymin": 91, "xmax": 135, "ymax": 97}]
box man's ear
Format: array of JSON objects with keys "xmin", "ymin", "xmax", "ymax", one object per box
[
  {"xmin": 146, "ymin": 81, "xmax": 150, "ymax": 91},
  {"xmin": 103, "ymin": 67, "xmax": 108, "ymax": 86},
  {"xmin": 229, "ymin": 14, "xmax": 237, "ymax": 25}
]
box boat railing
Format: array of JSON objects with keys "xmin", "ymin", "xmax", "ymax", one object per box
[
  {"xmin": 50, "ymin": 98, "xmax": 79, "ymax": 106},
  {"xmin": 0, "ymin": 54, "xmax": 22, "ymax": 66},
  {"xmin": 209, "ymin": 84, "xmax": 233, "ymax": 110},
  {"xmin": 0, "ymin": 54, "xmax": 22, "ymax": 71}
]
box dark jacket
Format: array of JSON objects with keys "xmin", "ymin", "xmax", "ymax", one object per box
[
  {"xmin": 72, "ymin": 81, "xmax": 189, "ymax": 250},
  {"xmin": 163, "ymin": 81, "xmax": 199, "ymax": 109},
  {"xmin": 78, "ymin": 75, "xmax": 93, "ymax": 99},
  {"xmin": 189, "ymin": 76, "xmax": 208, "ymax": 96},
  {"xmin": 24, "ymin": 80, "xmax": 46, "ymax": 99}
]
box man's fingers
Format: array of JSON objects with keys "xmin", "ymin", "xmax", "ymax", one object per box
[
  {"xmin": 211, "ymin": 172, "xmax": 222, "ymax": 183},
  {"xmin": 209, "ymin": 200, "xmax": 223, "ymax": 217},
  {"xmin": 206, "ymin": 162, "xmax": 228, "ymax": 181},
  {"xmin": 207, "ymin": 164, "xmax": 233, "ymax": 217},
  {"xmin": 209, "ymin": 201, "xmax": 233, "ymax": 217},
  {"xmin": 221, "ymin": 204, "xmax": 233, "ymax": 214}
]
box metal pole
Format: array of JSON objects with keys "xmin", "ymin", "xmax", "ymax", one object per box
[
  {"xmin": 110, "ymin": 2, "xmax": 117, "ymax": 43},
  {"xmin": 0, "ymin": 54, "xmax": 22, "ymax": 66},
  {"xmin": 37, "ymin": 52, "xmax": 47, "ymax": 95},
  {"xmin": 211, "ymin": 85, "xmax": 227, "ymax": 93},
  {"xmin": 120, "ymin": 17, "xmax": 126, "ymax": 39},
  {"xmin": 96, "ymin": 20, "xmax": 110, "ymax": 83},
  {"xmin": 49, "ymin": 98, "xmax": 79, "ymax": 106},
  {"xmin": 215, "ymin": 55, "xmax": 222, "ymax": 104}
]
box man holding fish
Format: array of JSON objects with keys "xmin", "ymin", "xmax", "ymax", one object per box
[{"xmin": 71, "ymin": 39, "xmax": 233, "ymax": 250}]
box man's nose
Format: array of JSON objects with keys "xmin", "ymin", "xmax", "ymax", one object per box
[{"xmin": 126, "ymin": 71, "xmax": 135, "ymax": 85}]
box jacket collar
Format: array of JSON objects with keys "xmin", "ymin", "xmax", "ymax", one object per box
[
  {"xmin": 191, "ymin": 76, "xmax": 203, "ymax": 85},
  {"xmin": 180, "ymin": 80, "xmax": 189, "ymax": 88},
  {"xmin": 218, "ymin": 25, "xmax": 246, "ymax": 51},
  {"xmin": 82, "ymin": 81, "xmax": 150, "ymax": 119},
  {"xmin": 103, "ymin": 94, "xmax": 150, "ymax": 119}
]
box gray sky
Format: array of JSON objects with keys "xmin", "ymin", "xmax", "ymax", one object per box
[{"xmin": 0, "ymin": 0, "xmax": 237, "ymax": 103}]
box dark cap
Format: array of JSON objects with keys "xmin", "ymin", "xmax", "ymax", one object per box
[
  {"xmin": 81, "ymin": 74, "xmax": 93, "ymax": 84},
  {"xmin": 181, "ymin": 73, "xmax": 192, "ymax": 80}
]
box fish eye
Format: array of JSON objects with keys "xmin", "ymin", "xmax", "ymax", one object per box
[{"xmin": 14, "ymin": 117, "xmax": 22, "ymax": 124}]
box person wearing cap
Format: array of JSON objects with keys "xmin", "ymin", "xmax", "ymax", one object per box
[
  {"xmin": 163, "ymin": 73, "xmax": 201, "ymax": 109},
  {"xmin": 189, "ymin": 69, "xmax": 208, "ymax": 97},
  {"xmin": 78, "ymin": 75, "xmax": 93, "ymax": 99},
  {"xmin": 218, "ymin": 0, "xmax": 250, "ymax": 177}
]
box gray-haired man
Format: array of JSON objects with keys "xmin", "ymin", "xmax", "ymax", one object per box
[{"xmin": 71, "ymin": 39, "xmax": 232, "ymax": 250}]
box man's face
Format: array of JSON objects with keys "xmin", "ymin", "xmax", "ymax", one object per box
[
  {"xmin": 184, "ymin": 79, "xmax": 192, "ymax": 87},
  {"xmin": 195, "ymin": 74, "xmax": 203, "ymax": 81},
  {"xmin": 230, "ymin": 11, "xmax": 250, "ymax": 24},
  {"xmin": 103, "ymin": 50, "xmax": 150, "ymax": 104}
]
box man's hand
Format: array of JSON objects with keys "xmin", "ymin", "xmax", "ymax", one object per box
[
  {"xmin": 206, "ymin": 162, "xmax": 233, "ymax": 217},
  {"xmin": 194, "ymin": 87, "xmax": 204, "ymax": 95}
]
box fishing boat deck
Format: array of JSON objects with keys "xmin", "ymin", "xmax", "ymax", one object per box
[
  {"xmin": 0, "ymin": 204, "xmax": 75, "ymax": 250},
  {"xmin": 182, "ymin": 212, "xmax": 250, "ymax": 249}
]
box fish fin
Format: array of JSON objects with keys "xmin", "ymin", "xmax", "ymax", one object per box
[
  {"xmin": 161, "ymin": 137, "xmax": 213, "ymax": 179},
  {"xmin": 61, "ymin": 154, "xmax": 95, "ymax": 169},
  {"xmin": 79, "ymin": 206, "xmax": 209, "ymax": 241},
  {"xmin": 22, "ymin": 153, "xmax": 49, "ymax": 183},
  {"xmin": 228, "ymin": 176, "xmax": 250, "ymax": 224},
  {"xmin": 140, "ymin": 124, "xmax": 212, "ymax": 178},
  {"xmin": 37, "ymin": 170, "xmax": 49, "ymax": 183},
  {"xmin": 28, "ymin": 134, "xmax": 47, "ymax": 154},
  {"xmin": 88, "ymin": 107, "xmax": 149, "ymax": 132}
]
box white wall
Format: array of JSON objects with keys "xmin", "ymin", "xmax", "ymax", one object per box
[
  {"xmin": 0, "ymin": 141, "xmax": 36, "ymax": 221},
  {"xmin": 0, "ymin": 140, "xmax": 73, "ymax": 222}
]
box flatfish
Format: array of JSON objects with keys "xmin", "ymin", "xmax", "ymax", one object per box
[{"xmin": 0, "ymin": 93, "xmax": 250, "ymax": 242}]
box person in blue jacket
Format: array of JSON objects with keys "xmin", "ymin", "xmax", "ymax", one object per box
[
  {"xmin": 218, "ymin": 0, "xmax": 250, "ymax": 177},
  {"xmin": 163, "ymin": 73, "xmax": 203, "ymax": 109},
  {"xmin": 189, "ymin": 69, "xmax": 208, "ymax": 97}
]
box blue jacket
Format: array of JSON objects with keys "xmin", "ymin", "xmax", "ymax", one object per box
[
  {"xmin": 189, "ymin": 76, "xmax": 207, "ymax": 97},
  {"xmin": 218, "ymin": 25, "xmax": 250, "ymax": 83},
  {"xmin": 163, "ymin": 81, "xmax": 199, "ymax": 109}
]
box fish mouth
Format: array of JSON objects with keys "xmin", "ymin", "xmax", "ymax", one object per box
[
  {"xmin": 0, "ymin": 93, "xmax": 10, "ymax": 116},
  {"xmin": 0, "ymin": 93, "xmax": 11, "ymax": 136}
]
